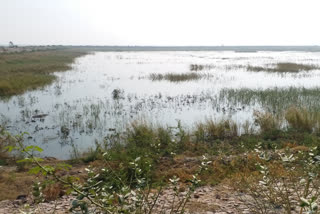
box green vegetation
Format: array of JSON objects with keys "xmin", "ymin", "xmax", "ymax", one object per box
[
  {"xmin": 247, "ymin": 62, "xmax": 320, "ymax": 73},
  {"xmin": 236, "ymin": 144, "xmax": 320, "ymax": 214},
  {"xmin": 0, "ymin": 49, "xmax": 86, "ymax": 97},
  {"xmin": 149, "ymin": 72, "xmax": 213, "ymax": 82},
  {"xmin": 190, "ymin": 62, "xmax": 320, "ymax": 73},
  {"xmin": 3, "ymin": 107, "xmax": 320, "ymax": 212},
  {"xmin": 220, "ymin": 87, "xmax": 320, "ymax": 112}
]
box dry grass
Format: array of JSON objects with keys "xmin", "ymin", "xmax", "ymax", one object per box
[
  {"xmin": 285, "ymin": 107, "xmax": 320, "ymax": 133},
  {"xmin": 253, "ymin": 111, "xmax": 281, "ymax": 133},
  {"xmin": 43, "ymin": 183, "xmax": 63, "ymax": 201},
  {"xmin": 0, "ymin": 167, "xmax": 35, "ymax": 200},
  {"xmin": 194, "ymin": 119, "xmax": 239, "ymax": 142}
]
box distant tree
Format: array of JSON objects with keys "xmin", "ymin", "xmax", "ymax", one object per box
[{"xmin": 9, "ymin": 41, "xmax": 17, "ymax": 48}]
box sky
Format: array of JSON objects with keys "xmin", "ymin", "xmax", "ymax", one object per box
[{"xmin": 1, "ymin": 0, "xmax": 320, "ymax": 46}]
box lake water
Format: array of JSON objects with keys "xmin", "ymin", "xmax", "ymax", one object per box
[{"xmin": 1, "ymin": 51, "xmax": 320, "ymax": 159}]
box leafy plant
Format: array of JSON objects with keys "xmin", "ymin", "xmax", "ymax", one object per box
[
  {"xmin": 238, "ymin": 143, "xmax": 320, "ymax": 214},
  {"xmin": 4, "ymin": 130, "xmax": 210, "ymax": 214}
]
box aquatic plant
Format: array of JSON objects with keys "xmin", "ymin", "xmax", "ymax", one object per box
[
  {"xmin": 190, "ymin": 64, "xmax": 216, "ymax": 71},
  {"xmin": 219, "ymin": 87, "xmax": 320, "ymax": 113},
  {"xmin": 149, "ymin": 72, "xmax": 212, "ymax": 82},
  {"xmin": 247, "ymin": 62, "xmax": 320, "ymax": 73}
]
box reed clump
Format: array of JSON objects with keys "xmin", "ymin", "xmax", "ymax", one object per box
[
  {"xmin": 253, "ymin": 111, "xmax": 281, "ymax": 133},
  {"xmin": 149, "ymin": 72, "xmax": 202, "ymax": 82},
  {"xmin": 285, "ymin": 107, "xmax": 320, "ymax": 133},
  {"xmin": 194, "ymin": 119, "xmax": 238, "ymax": 143},
  {"xmin": 219, "ymin": 87, "xmax": 320, "ymax": 113},
  {"xmin": 247, "ymin": 62, "xmax": 319, "ymax": 73}
]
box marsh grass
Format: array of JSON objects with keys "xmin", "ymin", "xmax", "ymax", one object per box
[
  {"xmin": 220, "ymin": 87, "xmax": 320, "ymax": 112},
  {"xmin": 194, "ymin": 119, "xmax": 238, "ymax": 143},
  {"xmin": 285, "ymin": 107, "xmax": 320, "ymax": 133},
  {"xmin": 149, "ymin": 72, "xmax": 201, "ymax": 82},
  {"xmin": 247, "ymin": 62, "xmax": 320, "ymax": 73},
  {"xmin": 190, "ymin": 64, "xmax": 216, "ymax": 71},
  {"xmin": 190, "ymin": 62, "xmax": 320, "ymax": 73},
  {"xmin": 0, "ymin": 49, "xmax": 86, "ymax": 96},
  {"xmin": 4, "ymin": 107, "xmax": 320, "ymax": 204},
  {"xmin": 75, "ymin": 107, "xmax": 320, "ymax": 190},
  {"xmin": 253, "ymin": 111, "xmax": 282, "ymax": 133},
  {"xmin": 149, "ymin": 72, "xmax": 213, "ymax": 82}
]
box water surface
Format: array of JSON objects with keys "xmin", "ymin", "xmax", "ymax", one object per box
[{"xmin": 1, "ymin": 51, "xmax": 320, "ymax": 159}]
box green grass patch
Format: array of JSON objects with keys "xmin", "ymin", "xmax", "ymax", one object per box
[
  {"xmin": 220, "ymin": 87, "xmax": 320, "ymax": 112},
  {"xmin": 247, "ymin": 62, "xmax": 319, "ymax": 73},
  {"xmin": 0, "ymin": 49, "xmax": 87, "ymax": 97},
  {"xmin": 149, "ymin": 72, "xmax": 213, "ymax": 82}
]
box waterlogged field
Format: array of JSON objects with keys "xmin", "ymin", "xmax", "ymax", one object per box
[{"xmin": 1, "ymin": 51, "xmax": 320, "ymax": 159}]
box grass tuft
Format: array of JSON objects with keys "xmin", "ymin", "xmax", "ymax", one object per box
[
  {"xmin": 285, "ymin": 107, "xmax": 319, "ymax": 133},
  {"xmin": 194, "ymin": 119, "xmax": 238, "ymax": 143}
]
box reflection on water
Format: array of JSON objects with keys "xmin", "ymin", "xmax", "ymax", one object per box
[{"xmin": 1, "ymin": 51, "xmax": 320, "ymax": 159}]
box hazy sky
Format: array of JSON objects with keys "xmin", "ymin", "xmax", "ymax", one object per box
[{"xmin": 1, "ymin": 0, "xmax": 320, "ymax": 46}]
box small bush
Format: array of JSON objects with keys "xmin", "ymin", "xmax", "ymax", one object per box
[{"xmin": 0, "ymin": 126, "xmax": 17, "ymax": 160}]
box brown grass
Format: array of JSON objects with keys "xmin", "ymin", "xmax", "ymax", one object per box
[
  {"xmin": 285, "ymin": 107, "xmax": 319, "ymax": 133},
  {"xmin": 43, "ymin": 183, "xmax": 63, "ymax": 201},
  {"xmin": 253, "ymin": 111, "xmax": 281, "ymax": 133},
  {"xmin": 0, "ymin": 167, "xmax": 35, "ymax": 200}
]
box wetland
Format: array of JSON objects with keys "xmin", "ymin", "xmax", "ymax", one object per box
[{"xmin": 1, "ymin": 50, "xmax": 320, "ymax": 159}]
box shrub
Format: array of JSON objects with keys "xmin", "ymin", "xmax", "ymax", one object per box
[{"xmin": 237, "ymin": 144, "xmax": 320, "ymax": 214}]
